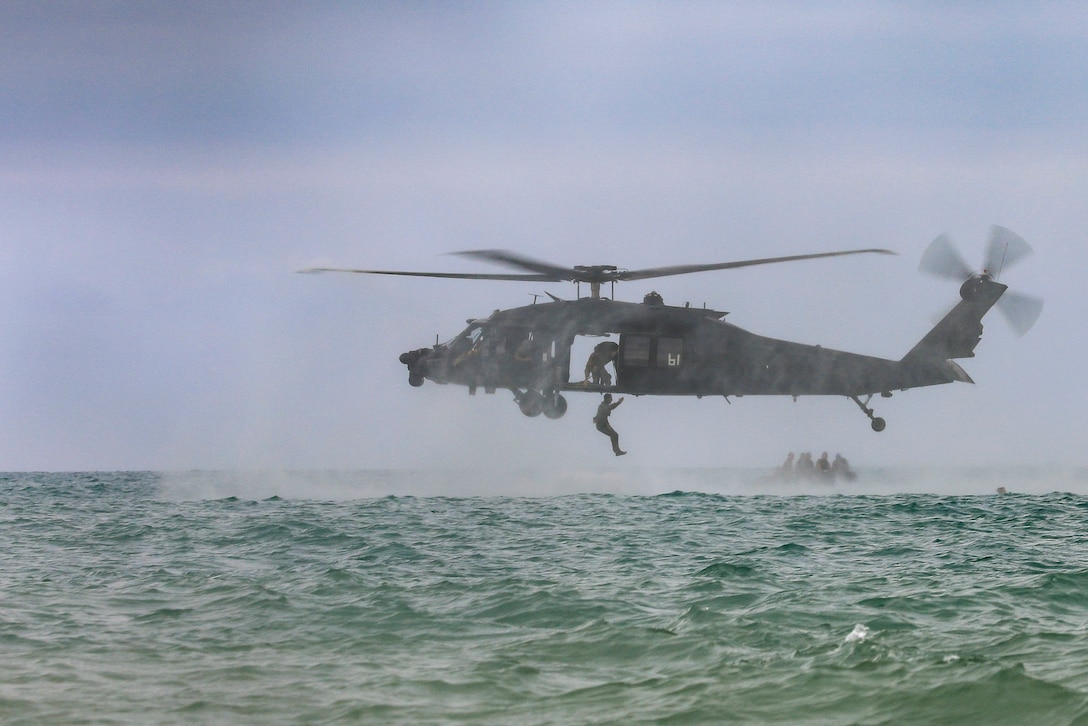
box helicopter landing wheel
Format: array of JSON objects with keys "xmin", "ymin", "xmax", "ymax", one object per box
[
  {"xmin": 542, "ymin": 392, "xmax": 568, "ymax": 419},
  {"xmin": 850, "ymin": 395, "xmax": 887, "ymax": 433},
  {"xmin": 408, "ymin": 372, "xmax": 425, "ymax": 387},
  {"xmin": 517, "ymin": 390, "xmax": 544, "ymax": 417}
]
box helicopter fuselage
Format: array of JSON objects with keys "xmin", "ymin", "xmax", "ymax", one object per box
[
  {"xmin": 307, "ymin": 228, "xmax": 1036, "ymax": 432},
  {"xmin": 398, "ymin": 279, "xmax": 1005, "ymax": 428}
]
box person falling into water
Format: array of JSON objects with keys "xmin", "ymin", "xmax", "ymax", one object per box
[{"xmin": 593, "ymin": 393, "xmax": 626, "ymax": 456}]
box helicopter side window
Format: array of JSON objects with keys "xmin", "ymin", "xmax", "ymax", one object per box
[
  {"xmin": 498, "ymin": 328, "xmax": 527, "ymax": 358},
  {"xmin": 623, "ymin": 336, "xmax": 650, "ymax": 367},
  {"xmin": 657, "ymin": 338, "xmax": 683, "ymax": 367}
]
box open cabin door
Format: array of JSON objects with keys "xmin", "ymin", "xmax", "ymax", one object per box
[{"xmin": 566, "ymin": 335, "xmax": 620, "ymax": 388}]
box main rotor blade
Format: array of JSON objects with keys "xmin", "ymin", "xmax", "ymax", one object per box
[
  {"xmin": 450, "ymin": 250, "xmax": 576, "ymax": 280},
  {"xmin": 996, "ymin": 290, "xmax": 1043, "ymax": 336},
  {"xmin": 985, "ymin": 225, "xmax": 1034, "ymax": 279},
  {"xmin": 618, "ymin": 249, "xmax": 897, "ymax": 282},
  {"xmin": 304, "ymin": 246, "xmax": 897, "ymax": 286},
  {"xmin": 919, "ymin": 234, "xmax": 972, "ymax": 281},
  {"xmin": 297, "ymin": 267, "xmax": 556, "ymax": 281}
]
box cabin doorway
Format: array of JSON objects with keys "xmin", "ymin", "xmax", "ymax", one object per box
[{"xmin": 567, "ymin": 334, "xmax": 619, "ymax": 388}]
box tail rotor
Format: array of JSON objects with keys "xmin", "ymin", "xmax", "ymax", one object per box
[
  {"xmin": 919, "ymin": 225, "xmax": 1043, "ymax": 336},
  {"xmin": 984, "ymin": 226, "xmax": 1035, "ymax": 279},
  {"xmin": 995, "ymin": 289, "xmax": 1044, "ymax": 337},
  {"xmin": 919, "ymin": 233, "xmax": 972, "ymax": 281}
]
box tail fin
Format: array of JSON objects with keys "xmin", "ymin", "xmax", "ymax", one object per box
[{"xmin": 902, "ymin": 276, "xmax": 1007, "ymax": 366}]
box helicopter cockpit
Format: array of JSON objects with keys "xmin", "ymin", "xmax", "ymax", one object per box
[{"xmin": 446, "ymin": 322, "xmax": 484, "ymax": 362}]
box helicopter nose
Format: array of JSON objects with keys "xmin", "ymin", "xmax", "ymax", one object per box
[
  {"xmin": 400, "ymin": 348, "xmax": 431, "ymax": 387},
  {"xmin": 399, "ymin": 348, "xmax": 428, "ymax": 366}
]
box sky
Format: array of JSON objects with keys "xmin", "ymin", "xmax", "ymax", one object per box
[{"xmin": 1, "ymin": 1, "xmax": 1086, "ymax": 472}]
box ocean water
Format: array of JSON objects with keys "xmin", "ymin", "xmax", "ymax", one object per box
[{"xmin": 2, "ymin": 469, "xmax": 1088, "ymax": 724}]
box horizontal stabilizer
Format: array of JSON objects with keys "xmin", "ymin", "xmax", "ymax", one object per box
[{"xmin": 949, "ymin": 360, "xmax": 974, "ymax": 383}]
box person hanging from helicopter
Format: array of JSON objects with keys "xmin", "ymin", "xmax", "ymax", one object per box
[
  {"xmin": 583, "ymin": 341, "xmax": 620, "ymax": 386},
  {"xmin": 593, "ymin": 393, "xmax": 626, "ymax": 456}
]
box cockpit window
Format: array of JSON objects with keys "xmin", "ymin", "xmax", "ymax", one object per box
[{"xmin": 446, "ymin": 323, "xmax": 484, "ymax": 354}]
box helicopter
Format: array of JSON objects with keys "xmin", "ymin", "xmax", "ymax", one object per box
[{"xmin": 303, "ymin": 226, "xmax": 1041, "ymax": 432}]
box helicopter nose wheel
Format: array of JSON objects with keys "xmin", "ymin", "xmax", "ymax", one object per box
[{"xmin": 850, "ymin": 395, "xmax": 887, "ymax": 433}]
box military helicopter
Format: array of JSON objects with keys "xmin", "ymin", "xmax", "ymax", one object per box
[{"xmin": 303, "ymin": 226, "xmax": 1041, "ymax": 431}]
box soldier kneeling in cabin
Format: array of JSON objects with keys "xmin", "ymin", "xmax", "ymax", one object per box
[{"xmin": 584, "ymin": 341, "xmax": 619, "ymax": 386}]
